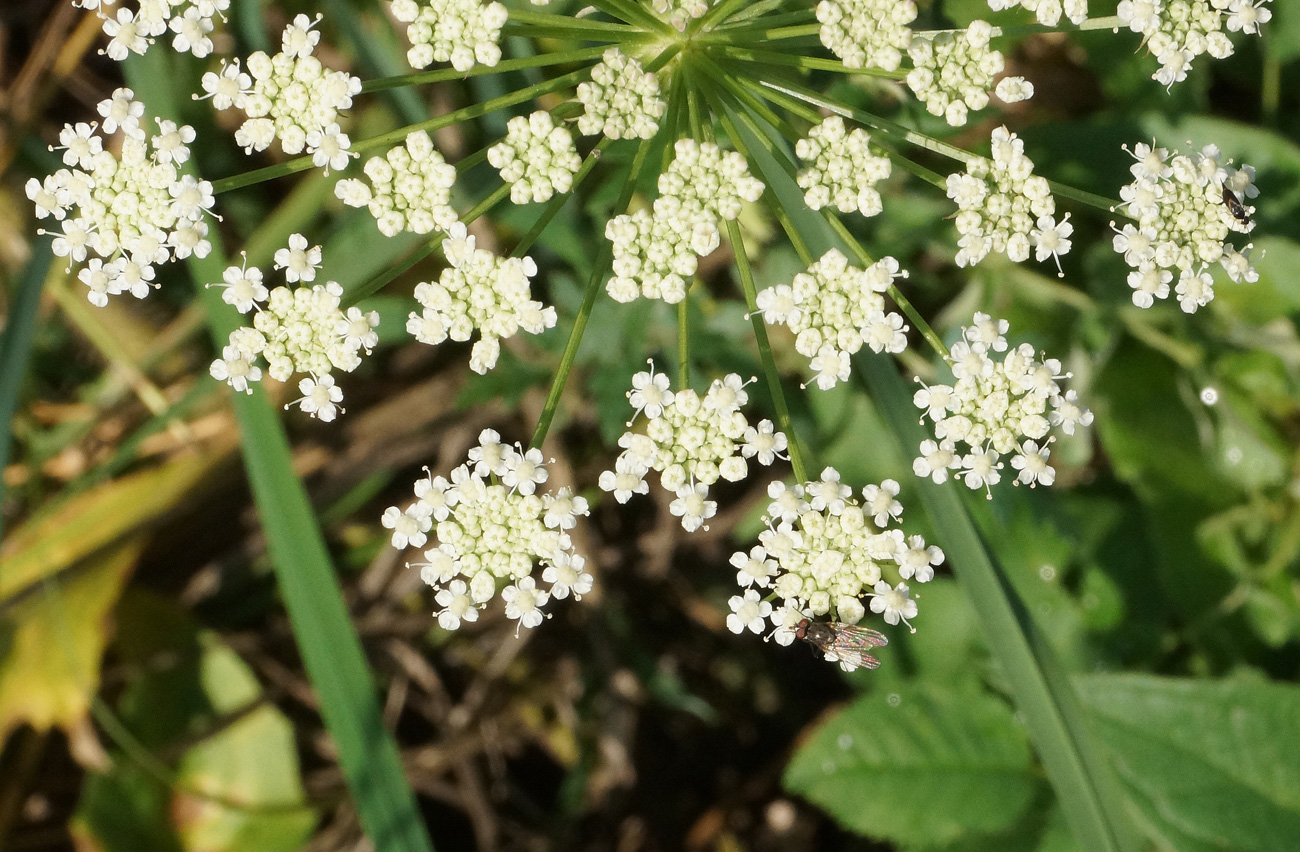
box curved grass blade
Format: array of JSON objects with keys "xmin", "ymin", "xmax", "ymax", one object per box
[{"xmin": 124, "ymin": 51, "xmax": 435, "ymax": 852}]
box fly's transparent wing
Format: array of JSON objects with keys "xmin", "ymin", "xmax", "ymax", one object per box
[{"xmin": 824, "ymin": 623, "xmax": 887, "ymax": 671}]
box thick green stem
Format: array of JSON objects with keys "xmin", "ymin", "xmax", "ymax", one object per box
[
  {"xmin": 677, "ymin": 298, "xmax": 691, "ymax": 389},
  {"xmin": 714, "ymin": 44, "xmax": 907, "ymax": 78},
  {"xmin": 529, "ymin": 135, "xmax": 661, "ymax": 449},
  {"xmin": 699, "ymin": 22, "xmax": 819, "ymax": 45}
]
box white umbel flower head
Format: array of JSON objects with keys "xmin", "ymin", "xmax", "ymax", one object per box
[
  {"xmin": 946, "ymin": 126, "xmax": 1062, "ymax": 268},
  {"xmin": 1112, "ymin": 141, "xmax": 1257, "ymax": 313},
  {"xmin": 796, "ymin": 116, "xmax": 892, "ymax": 216},
  {"xmin": 32, "ymin": 88, "xmax": 215, "ymax": 305},
  {"xmin": 600, "ymin": 364, "xmax": 785, "ymax": 531},
  {"xmin": 735, "ymin": 468, "xmax": 941, "ymax": 634},
  {"xmin": 335, "ymin": 131, "xmax": 459, "ymax": 237},
  {"xmin": 406, "ymin": 223, "xmax": 557, "ymax": 373},
  {"xmin": 816, "ymin": 0, "xmax": 917, "ymax": 72},
  {"xmin": 390, "ymin": 431, "xmax": 593, "ymax": 631},
  {"xmin": 756, "ymin": 249, "xmax": 909, "ymax": 389},
  {"xmin": 77, "ymin": 0, "xmax": 229, "ymax": 60},
  {"xmin": 986, "ymin": 0, "xmax": 1089, "ymax": 26},
  {"xmin": 207, "ymin": 236, "xmax": 378, "ymax": 418},
  {"xmin": 390, "ymin": 0, "xmax": 508, "ymax": 72},
  {"xmin": 907, "ymin": 22, "xmax": 1030, "ymax": 126},
  {"xmin": 576, "ymin": 49, "xmax": 666, "ymax": 140},
  {"xmin": 1118, "ymin": 0, "xmax": 1272, "ymax": 86},
  {"xmin": 202, "ymin": 16, "xmax": 361, "ymax": 172},
  {"xmin": 913, "ymin": 313, "xmax": 1092, "ymax": 495},
  {"xmin": 487, "ymin": 111, "xmax": 582, "ymax": 204}
]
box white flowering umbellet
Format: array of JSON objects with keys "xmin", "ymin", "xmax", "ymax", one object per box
[
  {"xmin": 77, "ymin": 0, "xmax": 228, "ymax": 60},
  {"xmin": 1113, "ymin": 141, "xmax": 1257, "ymax": 313},
  {"xmin": 756, "ymin": 249, "xmax": 909, "ymax": 389},
  {"xmin": 913, "ymin": 313, "xmax": 1092, "ymax": 495},
  {"xmin": 652, "ymin": 0, "xmax": 710, "ymax": 31},
  {"xmin": 389, "ymin": 430, "xmax": 593, "ymax": 632},
  {"xmin": 816, "ymin": 0, "xmax": 916, "ymax": 72},
  {"xmin": 1118, "ymin": 0, "xmax": 1272, "ymax": 87},
  {"xmin": 31, "ymin": 89, "xmax": 216, "ymax": 305},
  {"xmin": 605, "ymin": 140, "xmax": 763, "ymax": 304},
  {"xmin": 406, "ymin": 223, "xmax": 557, "ymax": 373},
  {"xmin": 906, "ymin": 22, "xmax": 1034, "ymax": 127},
  {"xmin": 207, "ymin": 235, "xmax": 378, "ymax": 419},
  {"xmin": 987, "ymin": 0, "xmax": 1089, "ymax": 26},
  {"xmin": 600, "ymin": 363, "xmax": 786, "ymax": 531},
  {"xmin": 335, "ymin": 131, "xmax": 458, "ymax": 237},
  {"xmin": 727, "ymin": 469, "xmax": 941, "ymax": 648},
  {"xmin": 946, "ymin": 126, "xmax": 1064, "ymax": 269},
  {"xmin": 576, "ymin": 49, "xmax": 666, "ymax": 140},
  {"xmin": 199, "ymin": 15, "xmax": 361, "ymax": 172},
  {"xmin": 487, "ymin": 111, "xmax": 582, "ymax": 205},
  {"xmin": 390, "ymin": 0, "xmax": 508, "ymax": 72},
  {"xmin": 796, "ymin": 117, "xmax": 892, "ymax": 216}
]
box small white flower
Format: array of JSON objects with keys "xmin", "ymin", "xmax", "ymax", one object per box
[
  {"xmin": 727, "ymin": 589, "xmax": 773, "ymax": 635},
  {"xmin": 629, "ymin": 360, "xmax": 674, "ymax": 421},
  {"xmin": 288, "ymin": 375, "xmax": 344, "ymax": 422},
  {"xmin": 274, "ymin": 233, "xmax": 322, "ymax": 283},
  {"xmin": 502, "ymin": 447, "xmax": 550, "ymax": 496},
  {"xmin": 598, "ymin": 455, "xmax": 650, "ymax": 503},
  {"xmin": 434, "ymin": 580, "xmax": 480, "ymax": 630},
  {"xmin": 382, "ymin": 502, "xmax": 433, "ymax": 550},
  {"xmin": 670, "ymin": 482, "xmax": 717, "ymax": 533},
  {"xmin": 502, "ymin": 577, "xmax": 550, "ymax": 631},
  {"xmin": 869, "ymin": 580, "xmax": 918, "ymax": 630},
  {"xmin": 731, "ymin": 546, "xmax": 777, "ymax": 588},
  {"xmin": 542, "ymin": 553, "xmax": 594, "ymax": 600}
]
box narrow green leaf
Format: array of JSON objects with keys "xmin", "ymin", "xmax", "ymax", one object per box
[
  {"xmin": 0, "ymin": 236, "xmax": 53, "ymax": 542},
  {"xmin": 785, "ymin": 684, "xmax": 1041, "ymax": 846},
  {"xmin": 124, "ymin": 51, "xmax": 435, "ymax": 852},
  {"xmin": 719, "ymin": 98, "xmax": 1138, "ymax": 852},
  {"xmin": 1080, "ymin": 674, "xmax": 1300, "ymax": 852}
]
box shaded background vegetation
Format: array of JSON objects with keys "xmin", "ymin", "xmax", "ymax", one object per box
[{"xmin": 2, "ymin": 1, "xmax": 1300, "ymax": 850}]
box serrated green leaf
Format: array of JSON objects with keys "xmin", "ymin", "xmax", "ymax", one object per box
[{"xmin": 785, "ymin": 684, "xmax": 1041, "ymax": 846}]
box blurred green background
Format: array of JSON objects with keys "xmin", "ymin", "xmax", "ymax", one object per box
[{"xmin": 2, "ymin": 0, "xmax": 1299, "ymax": 850}]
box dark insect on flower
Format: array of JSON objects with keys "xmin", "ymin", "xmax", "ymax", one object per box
[
  {"xmin": 795, "ymin": 618, "xmax": 888, "ymax": 670},
  {"xmin": 1221, "ymin": 184, "xmax": 1252, "ymax": 225}
]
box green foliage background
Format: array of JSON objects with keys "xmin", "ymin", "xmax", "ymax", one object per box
[{"xmin": 1, "ymin": 0, "xmax": 1299, "ymax": 850}]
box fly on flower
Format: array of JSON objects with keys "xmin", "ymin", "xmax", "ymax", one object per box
[
  {"xmin": 1221, "ymin": 183, "xmax": 1252, "ymax": 225},
  {"xmin": 795, "ymin": 618, "xmax": 887, "ymax": 671}
]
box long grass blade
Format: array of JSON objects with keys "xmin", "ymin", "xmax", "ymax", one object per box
[
  {"xmin": 124, "ymin": 51, "xmax": 435, "ymax": 852},
  {"xmin": 0, "ymin": 236, "xmax": 53, "ymax": 543},
  {"xmin": 721, "ymin": 98, "xmax": 1139, "ymax": 852}
]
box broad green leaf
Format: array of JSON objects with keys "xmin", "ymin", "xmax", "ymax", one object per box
[
  {"xmin": 73, "ymin": 593, "xmax": 315, "ymax": 852},
  {"xmin": 1080, "ymin": 674, "xmax": 1300, "ymax": 852},
  {"xmin": 0, "ymin": 539, "xmax": 142, "ymax": 740},
  {"xmin": 785, "ymin": 684, "xmax": 1041, "ymax": 846}
]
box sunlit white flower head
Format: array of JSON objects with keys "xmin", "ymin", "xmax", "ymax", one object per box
[
  {"xmin": 335, "ymin": 131, "xmax": 459, "ymax": 237},
  {"xmin": 738, "ymin": 468, "xmax": 940, "ymax": 633},
  {"xmin": 1113, "ymin": 141, "xmax": 1257, "ymax": 313},
  {"xmin": 796, "ymin": 116, "xmax": 892, "ymax": 216},
  {"xmin": 202, "ymin": 16, "xmax": 361, "ymax": 172},
  {"xmin": 600, "ymin": 364, "xmax": 784, "ymax": 530},
  {"xmin": 727, "ymin": 589, "xmax": 773, "ymax": 634},
  {"xmin": 31, "ymin": 88, "xmax": 215, "ymax": 305},
  {"xmin": 913, "ymin": 313, "xmax": 1092, "ymax": 495},
  {"xmin": 390, "ymin": 0, "xmax": 508, "ymax": 72},
  {"xmin": 1118, "ymin": 0, "xmax": 1272, "ymax": 86},
  {"xmin": 406, "ymin": 223, "xmax": 556, "ymax": 374},
  {"xmin": 207, "ymin": 236, "xmax": 377, "ymax": 419},
  {"xmin": 907, "ymin": 22, "xmax": 1031, "ymax": 126},
  {"xmin": 488, "ymin": 111, "xmax": 582, "ymax": 205},
  {"xmin": 606, "ymin": 141, "xmax": 761, "ymax": 304},
  {"xmin": 946, "ymin": 126, "xmax": 1062, "ymax": 268},
  {"xmin": 576, "ymin": 49, "xmax": 666, "ymax": 140},
  {"xmin": 77, "ymin": 0, "xmax": 228, "ymax": 60},
  {"xmin": 757, "ymin": 249, "xmax": 909, "ymax": 389},
  {"xmin": 869, "ymin": 580, "xmax": 918, "ymax": 630},
  {"xmin": 391, "ymin": 431, "xmax": 592, "ymax": 631},
  {"xmin": 652, "ymin": 0, "xmax": 710, "ymax": 31},
  {"xmin": 816, "ymin": 0, "xmax": 916, "ymax": 72},
  {"xmin": 986, "ymin": 0, "xmax": 1089, "ymax": 26}
]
